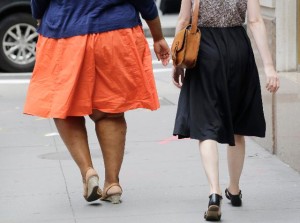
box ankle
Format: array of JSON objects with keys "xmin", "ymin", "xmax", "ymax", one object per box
[
  {"xmin": 82, "ymin": 167, "xmax": 96, "ymax": 182},
  {"xmin": 227, "ymin": 185, "xmax": 240, "ymax": 195},
  {"xmin": 104, "ymin": 179, "xmax": 119, "ymax": 187},
  {"xmin": 210, "ymin": 186, "xmax": 222, "ymax": 196}
]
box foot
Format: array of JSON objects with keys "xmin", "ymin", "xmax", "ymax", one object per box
[
  {"xmin": 204, "ymin": 194, "xmax": 222, "ymax": 221},
  {"xmin": 225, "ymin": 188, "xmax": 242, "ymax": 207},
  {"xmin": 100, "ymin": 183, "xmax": 123, "ymax": 204},
  {"xmin": 83, "ymin": 168, "xmax": 102, "ymax": 202}
]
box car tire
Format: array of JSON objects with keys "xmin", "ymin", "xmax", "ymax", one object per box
[{"xmin": 0, "ymin": 13, "xmax": 38, "ymax": 72}]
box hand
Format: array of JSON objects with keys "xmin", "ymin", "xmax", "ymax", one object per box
[
  {"xmin": 37, "ymin": 19, "xmax": 41, "ymax": 27},
  {"xmin": 264, "ymin": 66, "xmax": 280, "ymax": 93},
  {"xmin": 172, "ymin": 66, "xmax": 185, "ymax": 88},
  {"xmin": 153, "ymin": 38, "xmax": 170, "ymax": 66}
]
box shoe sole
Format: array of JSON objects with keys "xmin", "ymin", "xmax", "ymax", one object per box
[
  {"xmin": 204, "ymin": 205, "xmax": 221, "ymax": 221},
  {"xmin": 85, "ymin": 176, "xmax": 101, "ymax": 202},
  {"xmin": 101, "ymin": 194, "xmax": 122, "ymax": 204}
]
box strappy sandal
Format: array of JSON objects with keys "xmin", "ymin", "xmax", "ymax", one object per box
[
  {"xmin": 204, "ymin": 194, "xmax": 222, "ymax": 221},
  {"xmin": 100, "ymin": 183, "xmax": 123, "ymax": 204},
  {"xmin": 83, "ymin": 168, "xmax": 102, "ymax": 202},
  {"xmin": 225, "ymin": 188, "xmax": 242, "ymax": 207}
]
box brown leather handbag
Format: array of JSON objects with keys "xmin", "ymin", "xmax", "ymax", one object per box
[{"xmin": 171, "ymin": 0, "xmax": 201, "ymax": 69}]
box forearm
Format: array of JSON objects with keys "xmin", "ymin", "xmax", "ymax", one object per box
[
  {"xmin": 175, "ymin": 0, "xmax": 191, "ymax": 34},
  {"xmin": 249, "ymin": 19, "xmax": 274, "ymax": 69},
  {"xmin": 175, "ymin": 19, "xmax": 190, "ymax": 35},
  {"xmin": 145, "ymin": 16, "xmax": 164, "ymax": 42}
]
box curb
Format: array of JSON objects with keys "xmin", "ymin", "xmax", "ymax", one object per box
[{"xmin": 144, "ymin": 27, "xmax": 176, "ymax": 38}]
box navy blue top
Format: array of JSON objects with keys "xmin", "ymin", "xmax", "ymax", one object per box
[{"xmin": 31, "ymin": 0, "xmax": 158, "ymax": 38}]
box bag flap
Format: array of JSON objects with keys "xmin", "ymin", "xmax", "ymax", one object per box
[{"xmin": 171, "ymin": 26, "xmax": 189, "ymax": 52}]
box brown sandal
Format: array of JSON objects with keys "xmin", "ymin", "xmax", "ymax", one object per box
[
  {"xmin": 83, "ymin": 168, "xmax": 102, "ymax": 202},
  {"xmin": 100, "ymin": 183, "xmax": 123, "ymax": 204}
]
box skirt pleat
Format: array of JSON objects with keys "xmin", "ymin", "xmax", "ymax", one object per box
[
  {"xmin": 173, "ymin": 26, "xmax": 266, "ymax": 146},
  {"xmin": 24, "ymin": 26, "xmax": 159, "ymax": 118}
]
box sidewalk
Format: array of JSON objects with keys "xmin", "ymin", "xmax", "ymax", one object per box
[
  {"xmin": 143, "ymin": 13, "xmax": 177, "ymax": 37},
  {"xmin": 142, "ymin": 1, "xmax": 177, "ymax": 37},
  {"xmin": 1, "ymin": 70, "xmax": 300, "ymax": 223},
  {"xmin": 1, "ymin": 8, "xmax": 300, "ymax": 223}
]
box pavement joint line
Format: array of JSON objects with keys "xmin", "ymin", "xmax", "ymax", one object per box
[
  {"xmin": 47, "ymin": 119, "xmax": 78, "ymax": 223},
  {"xmin": 0, "ymin": 72, "xmax": 31, "ymax": 77},
  {"xmin": 154, "ymin": 68, "xmax": 172, "ymax": 73},
  {"xmin": 0, "ymin": 68, "xmax": 172, "ymax": 84},
  {"xmin": 152, "ymin": 59, "xmax": 173, "ymax": 64},
  {"xmin": 0, "ymin": 79, "xmax": 30, "ymax": 84}
]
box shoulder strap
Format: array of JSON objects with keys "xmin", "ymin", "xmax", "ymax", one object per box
[{"xmin": 191, "ymin": 0, "xmax": 200, "ymax": 34}]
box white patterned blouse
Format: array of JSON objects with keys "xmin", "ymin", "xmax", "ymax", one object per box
[{"xmin": 191, "ymin": 0, "xmax": 248, "ymax": 27}]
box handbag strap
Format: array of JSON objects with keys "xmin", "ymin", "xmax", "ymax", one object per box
[{"xmin": 191, "ymin": 0, "xmax": 200, "ymax": 34}]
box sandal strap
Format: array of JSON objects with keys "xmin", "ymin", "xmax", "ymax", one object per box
[
  {"xmin": 83, "ymin": 168, "xmax": 99, "ymax": 183},
  {"xmin": 225, "ymin": 188, "xmax": 242, "ymax": 200},
  {"xmin": 103, "ymin": 183, "xmax": 122, "ymax": 196}
]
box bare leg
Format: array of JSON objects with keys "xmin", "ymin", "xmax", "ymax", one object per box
[
  {"xmin": 54, "ymin": 117, "xmax": 93, "ymax": 178},
  {"xmin": 90, "ymin": 110, "xmax": 126, "ymax": 193},
  {"xmin": 227, "ymin": 135, "xmax": 245, "ymax": 194},
  {"xmin": 199, "ymin": 140, "xmax": 222, "ymax": 195}
]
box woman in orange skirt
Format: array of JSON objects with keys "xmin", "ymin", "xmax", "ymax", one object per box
[{"xmin": 24, "ymin": 0, "xmax": 170, "ymax": 204}]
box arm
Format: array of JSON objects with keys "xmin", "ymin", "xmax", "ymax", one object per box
[
  {"xmin": 145, "ymin": 17, "xmax": 170, "ymax": 66},
  {"xmin": 175, "ymin": 0, "xmax": 192, "ymax": 35},
  {"xmin": 247, "ymin": 0, "xmax": 279, "ymax": 93},
  {"xmin": 31, "ymin": 0, "xmax": 50, "ymax": 19},
  {"xmin": 129, "ymin": 0, "xmax": 170, "ymax": 66},
  {"xmin": 128, "ymin": 0, "xmax": 158, "ymax": 20},
  {"xmin": 173, "ymin": 0, "xmax": 192, "ymax": 88}
]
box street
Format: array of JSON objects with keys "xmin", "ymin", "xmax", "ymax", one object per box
[{"xmin": 0, "ymin": 38, "xmax": 300, "ymax": 223}]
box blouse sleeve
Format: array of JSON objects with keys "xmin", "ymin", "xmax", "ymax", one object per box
[
  {"xmin": 31, "ymin": 0, "xmax": 51, "ymax": 19},
  {"xmin": 128, "ymin": 0, "xmax": 158, "ymax": 20}
]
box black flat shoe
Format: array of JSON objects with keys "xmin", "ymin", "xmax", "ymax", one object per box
[
  {"xmin": 204, "ymin": 194, "xmax": 222, "ymax": 221},
  {"xmin": 225, "ymin": 188, "xmax": 242, "ymax": 207}
]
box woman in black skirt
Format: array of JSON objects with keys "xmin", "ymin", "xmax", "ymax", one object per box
[{"xmin": 172, "ymin": 0, "xmax": 280, "ymax": 221}]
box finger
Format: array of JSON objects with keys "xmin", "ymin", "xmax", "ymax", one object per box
[
  {"xmin": 271, "ymin": 78, "xmax": 278, "ymax": 92},
  {"xmin": 160, "ymin": 52, "xmax": 170, "ymax": 59},
  {"xmin": 270, "ymin": 83, "xmax": 278, "ymax": 93},
  {"xmin": 172, "ymin": 77, "xmax": 181, "ymax": 88},
  {"xmin": 180, "ymin": 71, "xmax": 184, "ymax": 85},
  {"xmin": 266, "ymin": 78, "xmax": 273, "ymax": 92},
  {"xmin": 276, "ymin": 79, "xmax": 280, "ymax": 91},
  {"xmin": 161, "ymin": 58, "xmax": 168, "ymax": 66},
  {"xmin": 173, "ymin": 80, "xmax": 182, "ymax": 88},
  {"xmin": 155, "ymin": 51, "xmax": 161, "ymax": 61},
  {"xmin": 173, "ymin": 72, "xmax": 179, "ymax": 83}
]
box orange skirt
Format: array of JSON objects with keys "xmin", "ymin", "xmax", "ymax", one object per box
[{"xmin": 23, "ymin": 26, "xmax": 159, "ymax": 118}]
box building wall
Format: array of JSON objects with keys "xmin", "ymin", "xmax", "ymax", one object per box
[
  {"xmin": 249, "ymin": 0, "xmax": 300, "ymax": 172},
  {"xmin": 298, "ymin": 0, "xmax": 300, "ymax": 66},
  {"xmin": 276, "ymin": 0, "xmax": 298, "ymax": 72}
]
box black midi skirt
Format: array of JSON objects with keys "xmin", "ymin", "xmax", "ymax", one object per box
[{"xmin": 173, "ymin": 26, "xmax": 266, "ymax": 146}]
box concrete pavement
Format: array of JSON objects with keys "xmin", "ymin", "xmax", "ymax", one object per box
[
  {"xmin": 1, "ymin": 7, "xmax": 300, "ymax": 223},
  {"xmin": 1, "ymin": 60, "xmax": 300, "ymax": 223}
]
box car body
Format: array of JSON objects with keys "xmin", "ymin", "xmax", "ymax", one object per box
[{"xmin": 0, "ymin": 0, "xmax": 37, "ymax": 72}]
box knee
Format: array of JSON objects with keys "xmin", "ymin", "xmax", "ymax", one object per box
[
  {"xmin": 89, "ymin": 110, "xmax": 124, "ymax": 122},
  {"xmin": 234, "ymin": 135, "xmax": 245, "ymax": 144}
]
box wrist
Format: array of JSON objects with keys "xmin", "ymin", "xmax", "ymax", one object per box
[
  {"xmin": 264, "ymin": 65, "xmax": 275, "ymax": 72},
  {"xmin": 153, "ymin": 36, "xmax": 164, "ymax": 42},
  {"xmin": 264, "ymin": 62, "xmax": 274, "ymax": 69},
  {"xmin": 173, "ymin": 66, "xmax": 184, "ymax": 70}
]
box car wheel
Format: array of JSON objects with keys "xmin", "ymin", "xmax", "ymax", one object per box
[{"xmin": 0, "ymin": 13, "xmax": 38, "ymax": 72}]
